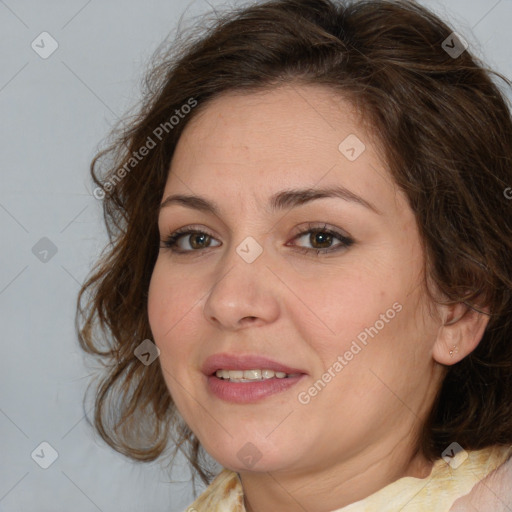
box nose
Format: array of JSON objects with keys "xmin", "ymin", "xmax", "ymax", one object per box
[{"xmin": 202, "ymin": 243, "xmax": 281, "ymax": 330}]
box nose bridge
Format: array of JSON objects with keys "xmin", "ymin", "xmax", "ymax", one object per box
[{"xmin": 217, "ymin": 196, "xmax": 270, "ymax": 271}]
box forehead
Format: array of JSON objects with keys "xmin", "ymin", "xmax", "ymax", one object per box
[{"xmin": 164, "ymin": 84, "xmax": 401, "ymax": 215}]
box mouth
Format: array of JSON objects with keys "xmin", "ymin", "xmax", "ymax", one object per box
[
  {"xmin": 207, "ymin": 372, "xmax": 306, "ymax": 403},
  {"xmin": 202, "ymin": 353, "xmax": 307, "ymax": 379},
  {"xmin": 202, "ymin": 354, "xmax": 307, "ymax": 403},
  {"xmin": 212, "ymin": 368, "xmax": 303, "ymax": 382}
]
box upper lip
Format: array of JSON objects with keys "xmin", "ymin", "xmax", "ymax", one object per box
[{"xmin": 202, "ymin": 353, "xmax": 307, "ymax": 376}]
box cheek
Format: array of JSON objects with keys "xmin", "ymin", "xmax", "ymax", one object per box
[
  {"xmin": 147, "ymin": 264, "xmax": 169, "ymax": 339},
  {"xmin": 298, "ymin": 261, "xmax": 423, "ymax": 373},
  {"xmin": 292, "ymin": 265, "xmax": 393, "ymax": 341},
  {"xmin": 147, "ymin": 259, "xmax": 198, "ymax": 340},
  {"xmin": 147, "ymin": 259, "xmax": 209, "ymax": 389},
  {"xmin": 147, "ymin": 264, "xmax": 197, "ymax": 404}
]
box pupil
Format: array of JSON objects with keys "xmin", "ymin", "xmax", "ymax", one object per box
[{"xmin": 311, "ymin": 231, "xmax": 332, "ymax": 248}]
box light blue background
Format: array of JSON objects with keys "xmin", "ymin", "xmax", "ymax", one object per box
[{"xmin": 1, "ymin": 1, "xmax": 511, "ymax": 511}]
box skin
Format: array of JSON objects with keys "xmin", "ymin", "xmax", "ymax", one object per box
[{"xmin": 147, "ymin": 84, "xmax": 489, "ymax": 512}]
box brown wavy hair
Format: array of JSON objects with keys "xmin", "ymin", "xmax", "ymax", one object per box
[{"xmin": 76, "ymin": 0, "xmax": 512, "ymax": 493}]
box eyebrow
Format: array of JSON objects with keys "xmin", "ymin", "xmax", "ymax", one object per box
[{"xmin": 159, "ymin": 185, "xmax": 381, "ymax": 215}]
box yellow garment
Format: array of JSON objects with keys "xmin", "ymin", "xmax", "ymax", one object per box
[{"xmin": 185, "ymin": 444, "xmax": 512, "ymax": 512}]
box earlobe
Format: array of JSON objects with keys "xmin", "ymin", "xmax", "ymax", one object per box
[{"xmin": 432, "ymin": 302, "xmax": 490, "ymax": 366}]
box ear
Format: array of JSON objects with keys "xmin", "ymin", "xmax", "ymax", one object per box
[{"xmin": 432, "ymin": 301, "xmax": 490, "ymax": 366}]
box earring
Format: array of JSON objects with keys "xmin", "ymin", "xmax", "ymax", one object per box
[{"xmin": 449, "ymin": 345, "xmax": 459, "ymax": 357}]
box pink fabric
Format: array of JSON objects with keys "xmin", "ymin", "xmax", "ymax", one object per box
[{"xmin": 450, "ymin": 454, "xmax": 512, "ymax": 511}]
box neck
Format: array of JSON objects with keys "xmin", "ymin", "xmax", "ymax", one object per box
[{"xmin": 239, "ymin": 444, "xmax": 434, "ymax": 512}]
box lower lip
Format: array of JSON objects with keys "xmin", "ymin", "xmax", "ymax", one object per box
[{"xmin": 207, "ymin": 374, "xmax": 306, "ymax": 403}]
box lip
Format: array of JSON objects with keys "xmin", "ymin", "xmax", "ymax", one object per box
[
  {"xmin": 201, "ymin": 353, "xmax": 307, "ymax": 376},
  {"xmin": 207, "ymin": 374, "xmax": 306, "ymax": 404}
]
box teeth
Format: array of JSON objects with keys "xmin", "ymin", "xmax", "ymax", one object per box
[{"xmin": 215, "ymin": 368, "xmax": 296, "ymax": 381}]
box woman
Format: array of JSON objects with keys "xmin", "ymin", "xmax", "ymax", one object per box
[{"xmin": 77, "ymin": 0, "xmax": 512, "ymax": 510}]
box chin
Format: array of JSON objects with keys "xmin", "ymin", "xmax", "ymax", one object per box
[{"xmin": 205, "ymin": 440, "xmax": 302, "ymax": 474}]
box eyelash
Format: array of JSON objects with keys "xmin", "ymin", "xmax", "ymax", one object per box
[{"xmin": 160, "ymin": 223, "xmax": 354, "ymax": 256}]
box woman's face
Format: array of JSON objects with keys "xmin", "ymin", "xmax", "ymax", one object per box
[{"xmin": 148, "ymin": 85, "xmax": 445, "ymax": 475}]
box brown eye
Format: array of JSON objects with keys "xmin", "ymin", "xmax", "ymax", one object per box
[
  {"xmin": 161, "ymin": 229, "xmax": 221, "ymax": 253},
  {"xmin": 308, "ymin": 231, "xmax": 334, "ymax": 249},
  {"xmin": 189, "ymin": 233, "xmax": 211, "ymax": 249},
  {"xmin": 287, "ymin": 222, "xmax": 355, "ymax": 256}
]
